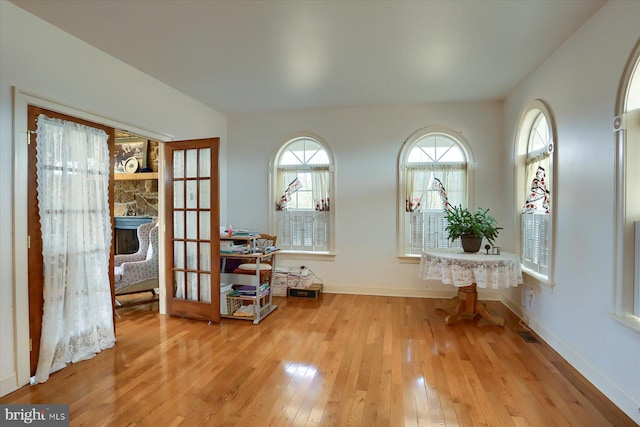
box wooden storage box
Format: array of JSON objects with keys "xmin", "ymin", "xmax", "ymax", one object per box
[{"xmin": 287, "ymin": 283, "xmax": 323, "ymax": 299}]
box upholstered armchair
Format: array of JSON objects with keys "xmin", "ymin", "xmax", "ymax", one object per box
[{"xmin": 114, "ymin": 222, "xmax": 159, "ymax": 296}]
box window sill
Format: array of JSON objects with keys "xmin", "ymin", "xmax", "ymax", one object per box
[
  {"xmin": 277, "ymin": 251, "xmax": 336, "ymax": 261},
  {"xmin": 605, "ymin": 311, "xmax": 640, "ymax": 338},
  {"xmin": 398, "ymin": 255, "xmax": 421, "ymax": 264},
  {"xmin": 521, "ymin": 267, "xmax": 555, "ymax": 292}
]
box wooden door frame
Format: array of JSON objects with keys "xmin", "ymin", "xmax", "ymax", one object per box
[{"xmin": 11, "ymin": 89, "xmax": 173, "ymax": 390}]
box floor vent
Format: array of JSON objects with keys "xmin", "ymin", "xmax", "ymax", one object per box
[{"xmin": 518, "ymin": 330, "xmax": 540, "ymax": 343}]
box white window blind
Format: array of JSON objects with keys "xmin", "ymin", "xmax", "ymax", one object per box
[
  {"xmin": 408, "ymin": 211, "xmax": 459, "ymax": 255},
  {"xmin": 522, "ymin": 213, "xmax": 550, "ymax": 276},
  {"xmin": 276, "ymin": 210, "xmax": 328, "ymax": 252}
]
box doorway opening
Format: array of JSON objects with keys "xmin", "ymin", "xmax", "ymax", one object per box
[{"xmin": 113, "ymin": 130, "xmax": 162, "ymax": 309}]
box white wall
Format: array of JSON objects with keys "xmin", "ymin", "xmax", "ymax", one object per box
[
  {"xmin": 0, "ymin": 1, "xmax": 227, "ymax": 396},
  {"xmin": 503, "ymin": 1, "xmax": 640, "ymax": 423},
  {"xmin": 228, "ymin": 102, "xmax": 506, "ymax": 296}
]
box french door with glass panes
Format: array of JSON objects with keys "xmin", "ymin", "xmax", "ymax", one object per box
[{"xmin": 165, "ymin": 138, "xmax": 220, "ymax": 322}]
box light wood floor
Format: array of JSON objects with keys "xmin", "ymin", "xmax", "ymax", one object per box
[{"xmin": 1, "ymin": 293, "xmax": 636, "ymax": 427}]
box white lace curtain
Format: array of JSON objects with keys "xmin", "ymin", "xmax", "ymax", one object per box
[
  {"xmin": 276, "ymin": 170, "xmax": 299, "ymax": 210},
  {"xmin": 405, "ymin": 164, "xmax": 466, "ymax": 212},
  {"xmin": 276, "ymin": 167, "xmax": 330, "ymax": 211},
  {"xmin": 33, "ymin": 114, "xmax": 115, "ymax": 384},
  {"xmin": 522, "ymin": 153, "xmax": 551, "ymax": 214},
  {"xmin": 311, "ymin": 169, "xmax": 330, "ymax": 211}
]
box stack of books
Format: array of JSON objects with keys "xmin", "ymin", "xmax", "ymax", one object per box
[
  {"xmin": 235, "ymin": 283, "xmax": 268, "ymax": 297},
  {"xmin": 232, "ymin": 229, "xmax": 259, "ymax": 237}
]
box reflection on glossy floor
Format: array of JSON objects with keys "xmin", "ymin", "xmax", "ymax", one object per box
[{"xmin": 1, "ymin": 294, "xmax": 635, "ymax": 426}]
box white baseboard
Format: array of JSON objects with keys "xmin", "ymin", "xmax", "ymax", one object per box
[
  {"xmin": 322, "ymin": 285, "xmax": 456, "ymax": 299},
  {"xmin": 322, "ymin": 285, "xmax": 502, "ymax": 301},
  {"xmin": 0, "ymin": 372, "xmax": 17, "ymax": 398}
]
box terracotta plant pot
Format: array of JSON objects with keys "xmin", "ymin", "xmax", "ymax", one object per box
[{"xmin": 461, "ymin": 234, "xmax": 482, "ymax": 253}]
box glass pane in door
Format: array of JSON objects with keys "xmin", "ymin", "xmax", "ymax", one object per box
[
  {"xmin": 186, "ymin": 180, "xmax": 197, "ymax": 209},
  {"xmin": 186, "ymin": 149, "xmax": 197, "ymax": 178},
  {"xmin": 199, "ymin": 148, "xmax": 211, "ymax": 177},
  {"xmin": 174, "ymin": 150, "xmax": 184, "ymax": 178},
  {"xmin": 199, "ymin": 180, "xmax": 210, "ymax": 209}
]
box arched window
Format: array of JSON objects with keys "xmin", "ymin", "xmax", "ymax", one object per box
[
  {"xmin": 398, "ymin": 127, "xmax": 474, "ymax": 256},
  {"xmin": 272, "ymin": 136, "xmax": 333, "ymax": 253},
  {"xmin": 515, "ymin": 100, "xmax": 555, "ymax": 282},
  {"xmin": 614, "ymin": 38, "xmax": 640, "ymax": 325}
]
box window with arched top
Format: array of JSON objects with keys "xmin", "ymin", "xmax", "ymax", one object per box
[
  {"xmin": 614, "ymin": 38, "xmax": 640, "ymax": 326},
  {"xmin": 515, "ymin": 100, "xmax": 555, "ymax": 282},
  {"xmin": 271, "ymin": 136, "xmax": 334, "ymax": 253},
  {"xmin": 398, "ymin": 127, "xmax": 474, "ymax": 256}
]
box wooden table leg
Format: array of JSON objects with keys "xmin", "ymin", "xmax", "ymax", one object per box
[
  {"xmin": 444, "ymin": 298, "xmax": 465, "ymax": 325},
  {"xmin": 439, "ymin": 284, "xmax": 505, "ymax": 326},
  {"xmin": 476, "ymin": 301, "xmax": 505, "ymax": 326},
  {"xmin": 435, "ymin": 296, "xmax": 460, "ymax": 314}
]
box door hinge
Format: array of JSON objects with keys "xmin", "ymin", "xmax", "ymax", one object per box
[
  {"xmin": 29, "ymin": 338, "xmax": 32, "ymax": 351},
  {"xmin": 27, "ymin": 235, "xmax": 30, "ymax": 249}
]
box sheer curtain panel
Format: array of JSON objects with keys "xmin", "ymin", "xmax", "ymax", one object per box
[
  {"xmin": 311, "ymin": 168, "xmax": 330, "ymax": 211},
  {"xmin": 33, "ymin": 114, "xmax": 115, "ymax": 384},
  {"xmin": 405, "ymin": 165, "xmax": 465, "ymax": 212}
]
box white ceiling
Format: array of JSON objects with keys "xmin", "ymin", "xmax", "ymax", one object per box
[{"xmin": 12, "ymin": 0, "xmax": 606, "ymax": 114}]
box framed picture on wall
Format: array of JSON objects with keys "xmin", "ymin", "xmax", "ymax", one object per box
[{"xmin": 114, "ymin": 138, "xmax": 148, "ymax": 173}]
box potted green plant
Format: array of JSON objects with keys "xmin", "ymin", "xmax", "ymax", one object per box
[{"xmin": 444, "ymin": 205, "xmax": 502, "ymax": 253}]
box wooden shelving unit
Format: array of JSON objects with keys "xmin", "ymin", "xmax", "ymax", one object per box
[
  {"xmin": 220, "ymin": 247, "xmax": 279, "ymax": 324},
  {"xmin": 114, "ymin": 172, "xmax": 158, "ymax": 181},
  {"xmin": 224, "ymin": 289, "xmax": 274, "ymax": 323}
]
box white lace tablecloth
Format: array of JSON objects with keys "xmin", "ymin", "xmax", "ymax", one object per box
[{"xmin": 420, "ymin": 248, "xmax": 523, "ymax": 289}]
